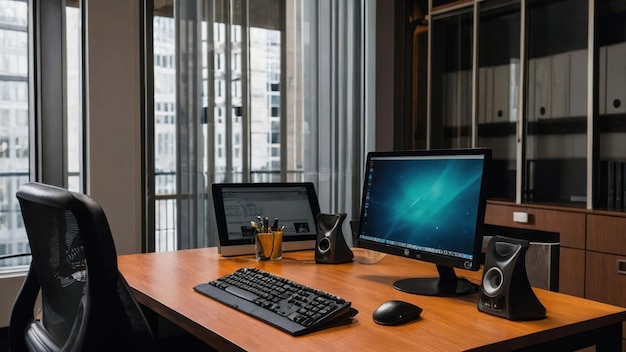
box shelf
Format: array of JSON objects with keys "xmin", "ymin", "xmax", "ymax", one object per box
[
  {"xmin": 477, "ymin": 117, "xmax": 603, "ymax": 137},
  {"xmin": 527, "ymin": 116, "xmax": 587, "ymax": 135},
  {"xmin": 477, "ymin": 122, "xmax": 516, "ymax": 138},
  {"xmin": 599, "ymin": 114, "xmax": 626, "ymax": 133},
  {"xmin": 442, "ymin": 125, "xmax": 472, "ymax": 139}
]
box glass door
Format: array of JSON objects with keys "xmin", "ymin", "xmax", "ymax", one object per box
[
  {"xmin": 597, "ymin": 1, "xmax": 626, "ymax": 212},
  {"xmin": 476, "ymin": 0, "xmax": 520, "ymax": 201},
  {"xmin": 429, "ymin": 7, "xmax": 473, "ymax": 149},
  {"xmin": 524, "ymin": 0, "xmax": 588, "ymax": 206}
]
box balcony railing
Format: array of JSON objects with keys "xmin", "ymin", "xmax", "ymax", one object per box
[
  {"xmin": 0, "ymin": 172, "xmax": 29, "ymax": 269},
  {"xmin": 154, "ymin": 170, "xmax": 304, "ymax": 252}
]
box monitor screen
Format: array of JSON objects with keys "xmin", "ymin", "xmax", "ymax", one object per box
[
  {"xmin": 212, "ymin": 182, "xmax": 321, "ymax": 256},
  {"xmin": 356, "ymin": 148, "xmax": 491, "ymax": 296}
]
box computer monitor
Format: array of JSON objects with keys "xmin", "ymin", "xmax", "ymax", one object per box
[
  {"xmin": 212, "ymin": 182, "xmax": 321, "ymax": 256},
  {"xmin": 356, "ymin": 148, "xmax": 491, "ymax": 296}
]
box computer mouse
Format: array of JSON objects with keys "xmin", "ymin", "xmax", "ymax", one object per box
[{"xmin": 372, "ymin": 300, "xmax": 423, "ymax": 326}]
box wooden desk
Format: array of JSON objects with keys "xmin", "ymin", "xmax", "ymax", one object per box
[{"xmin": 118, "ymin": 248, "xmax": 626, "ymax": 351}]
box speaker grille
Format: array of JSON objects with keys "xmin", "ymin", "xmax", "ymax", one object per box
[{"xmin": 482, "ymin": 267, "xmax": 504, "ymax": 297}]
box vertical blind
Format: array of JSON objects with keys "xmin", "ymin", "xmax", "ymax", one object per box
[{"xmin": 148, "ymin": 0, "xmax": 372, "ymax": 251}]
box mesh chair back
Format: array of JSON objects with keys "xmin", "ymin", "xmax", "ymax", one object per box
[{"xmin": 11, "ymin": 182, "xmax": 155, "ymax": 351}]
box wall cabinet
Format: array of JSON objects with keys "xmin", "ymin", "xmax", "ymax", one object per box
[
  {"xmin": 585, "ymin": 215, "xmax": 626, "ymax": 346},
  {"xmin": 427, "ymin": 0, "xmax": 626, "ymax": 210},
  {"xmin": 426, "ymin": 1, "xmax": 626, "ymax": 346}
]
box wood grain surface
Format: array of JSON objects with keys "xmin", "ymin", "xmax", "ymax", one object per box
[{"xmin": 118, "ymin": 248, "xmax": 626, "ymax": 352}]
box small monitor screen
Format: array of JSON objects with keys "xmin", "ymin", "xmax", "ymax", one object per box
[
  {"xmin": 357, "ymin": 148, "xmax": 491, "ymax": 296},
  {"xmin": 212, "ymin": 182, "xmax": 321, "ymax": 256}
]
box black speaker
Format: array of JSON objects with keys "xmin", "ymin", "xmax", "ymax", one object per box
[
  {"xmin": 478, "ymin": 235, "xmax": 546, "ymax": 321},
  {"xmin": 315, "ymin": 213, "xmax": 354, "ymax": 264}
]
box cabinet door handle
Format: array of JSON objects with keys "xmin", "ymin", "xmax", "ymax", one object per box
[{"xmin": 618, "ymin": 259, "xmax": 626, "ymax": 275}]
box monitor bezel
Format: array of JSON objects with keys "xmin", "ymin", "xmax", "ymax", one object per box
[
  {"xmin": 211, "ymin": 182, "xmax": 322, "ymax": 256},
  {"xmin": 356, "ymin": 148, "xmax": 491, "ymax": 274}
]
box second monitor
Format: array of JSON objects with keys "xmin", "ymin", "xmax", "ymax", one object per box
[
  {"xmin": 212, "ymin": 182, "xmax": 321, "ymax": 256},
  {"xmin": 356, "ymin": 148, "xmax": 491, "ymax": 296}
]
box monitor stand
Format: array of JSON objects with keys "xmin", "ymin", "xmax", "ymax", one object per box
[{"xmin": 393, "ymin": 265, "xmax": 478, "ymax": 296}]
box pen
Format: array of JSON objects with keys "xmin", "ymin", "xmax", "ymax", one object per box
[
  {"xmin": 256, "ymin": 215, "xmax": 264, "ymax": 232},
  {"xmin": 272, "ymin": 218, "xmax": 279, "ymax": 231}
]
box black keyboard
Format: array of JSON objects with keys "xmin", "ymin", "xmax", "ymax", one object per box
[{"xmin": 193, "ymin": 267, "xmax": 358, "ymax": 336}]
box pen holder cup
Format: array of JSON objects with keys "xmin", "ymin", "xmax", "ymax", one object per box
[{"xmin": 255, "ymin": 231, "xmax": 283, "ymax": 261}]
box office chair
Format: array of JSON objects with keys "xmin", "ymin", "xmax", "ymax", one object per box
[{"xmin": 10, "ymin": 182, "xmax": 156, "ymax": 351}]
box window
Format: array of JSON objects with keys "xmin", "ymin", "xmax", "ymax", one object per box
[
  {"xmin": 0, "ymin": 138, "xmax": 8, "ymax": 157},
  {"xmin": 14, "ymin": 137, "xmax": 27, "ymax": 158},
  {"xmin": 0, "ymin": 109, "xmax": 9, "ymax": 126},
  {"xmin": 146, "ymin": 0, "xmax": 369, "ymax": 252},
  {"xmin": 66, "ymin": 2, "xmax": 84, "ymax": 191},
  {"xmin": 15, "ymin": 109, "xmax": 26, "ymax": 125},
  {"xmin": 0, "ymin": 0, "xmax": 29, "ymax": 271},
  {"xmin": 0, "ymin": 0, "xmax": 85, "ymax": 271}
]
